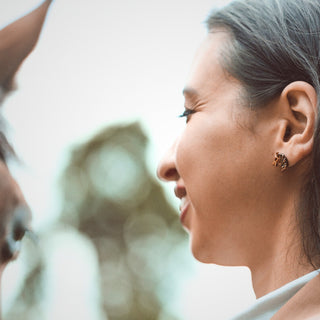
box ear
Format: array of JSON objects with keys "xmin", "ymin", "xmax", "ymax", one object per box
[
  {"xmin": 275, "ymin": 81, "xmax": 317, "ymax": 168},
  {"xmin": 0, "ymin": 0, "xmax": 53, "ymax": 93}
]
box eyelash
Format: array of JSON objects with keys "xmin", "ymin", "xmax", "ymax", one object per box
[{"xmin": 179, "ymin": 108, "xmax": 195, "ymax": 121}]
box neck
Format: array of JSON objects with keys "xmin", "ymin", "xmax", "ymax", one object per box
[
  {"xmin": 244, "ymin": 181, "xmax": 317, "ymax": 298},
  {"xmin": 248, "ymin": 207, "xmax": 314, "ymax": 298},
  {"xmin": 251, "ymin": 248, "xmax": 314, "ymax": 298}
]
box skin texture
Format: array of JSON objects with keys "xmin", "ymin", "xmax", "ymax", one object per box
[{"xmin": 157, "ymin": 31, "xmax": 317, "ymax": 298}]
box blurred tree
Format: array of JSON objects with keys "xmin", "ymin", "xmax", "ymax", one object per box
[
  {"xmin": 5, "ymin": 122, "xmax": 189, "ymax": 320},
  {"xmin": 60, "ymin": 122, "xmax": 187, "ymax": 320}
]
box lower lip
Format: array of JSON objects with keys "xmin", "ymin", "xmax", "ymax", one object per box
[{"xmin": 180, "ymin": 202, "xmax": 190, "ymax": 224}]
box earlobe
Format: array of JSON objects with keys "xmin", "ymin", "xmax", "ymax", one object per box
[{"xmin": 276, "ymin": 81, "xmax": 317, "ymax": 168}]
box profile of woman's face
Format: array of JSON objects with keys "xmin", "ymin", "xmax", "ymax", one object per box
[{"xmin": 158, "ymin": 31, "xmax": 286, "ymax": 266}]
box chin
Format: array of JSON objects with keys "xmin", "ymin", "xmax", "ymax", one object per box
[
  {"xmin": 190, "ymin": 235, "xmax": 241, "ymax": 266},
  {"xmin": 190, "ymin": 235, "xmax": 216, "ymax": 264}
]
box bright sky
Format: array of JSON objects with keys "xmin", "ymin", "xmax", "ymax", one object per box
[{"xmin": 0, "ymin": 0, "xmax": 255, "ymax": 319}]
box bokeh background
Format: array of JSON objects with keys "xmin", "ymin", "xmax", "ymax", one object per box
[{"xmin": 0, "ymin": 0, "xmax": 255, "ymax": 319}]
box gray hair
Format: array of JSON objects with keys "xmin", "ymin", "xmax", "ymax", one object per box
[{"xmin": 206, "ymin": 0, "xmax": 320, "ymax": 267}]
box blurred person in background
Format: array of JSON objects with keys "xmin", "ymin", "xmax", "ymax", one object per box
[
  {"xmin": 158, "ymin": 0, "xmax": 320, "ymax": 319},
  {"xmin": 0, "ymin": 0, "xmax": 52, "ymax": 315}
]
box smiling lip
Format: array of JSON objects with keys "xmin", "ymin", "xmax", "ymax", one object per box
[{"xmin": 179, "ymin": 198, "xmax": 190, "ymax": 224}]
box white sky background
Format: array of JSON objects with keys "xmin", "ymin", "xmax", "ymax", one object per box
[{"xmin": 0, "ymin": 0, "xmax": 255, "ymax": 319}]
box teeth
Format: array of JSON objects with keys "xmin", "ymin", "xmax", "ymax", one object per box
[{"xmin": 180, "ymin": 197, "xmax": 188, "ymax": 211}]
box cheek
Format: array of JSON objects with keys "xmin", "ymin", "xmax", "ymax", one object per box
[
  {"xmin": 175, "ymin": 118, "xmax": 269, "ymax": 217},
  {"xmin": 176, "ymin": 122, "xmax": 232, "ymax": 211}
]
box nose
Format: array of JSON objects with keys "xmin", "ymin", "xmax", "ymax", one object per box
[
  {"xmin": 157, "ymin": 140, "xmax": 180, "ymax": 182},
  {"xmin": 0, "ymin": 166, "xmax": 32, "ymax": 264}
]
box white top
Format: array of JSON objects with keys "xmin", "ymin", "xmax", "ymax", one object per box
[{"xmin": 230, "ymin": 269, "xmax": 320, "ymax": 320}]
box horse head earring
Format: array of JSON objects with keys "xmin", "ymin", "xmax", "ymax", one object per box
[{"xmin": 272, "ymin": 152, "xmax": 289, "ymax": 172}]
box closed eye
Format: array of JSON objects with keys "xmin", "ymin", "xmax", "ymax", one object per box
[{"xmin": 179, "ymin": 108, "xmax": 195, "ymax": 122}]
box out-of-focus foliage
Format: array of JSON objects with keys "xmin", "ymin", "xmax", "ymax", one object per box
[{"xmin": 4, "ymin": 122, "xmax": 189, "ymax": 320}]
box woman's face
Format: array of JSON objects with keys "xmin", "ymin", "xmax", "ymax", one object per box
[{"xmin": 157, "ymin": 31, "xmax": 284, "ymax": 266}]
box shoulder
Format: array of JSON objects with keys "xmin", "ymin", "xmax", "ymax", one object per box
[{"xmin": 272, "ymin": 273, "xmax": 320, "ymax": 320}]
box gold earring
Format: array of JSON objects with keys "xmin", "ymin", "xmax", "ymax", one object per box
[{"xmin": 272, "ymin": 152, "xmax": 289, "ymax": 172}]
